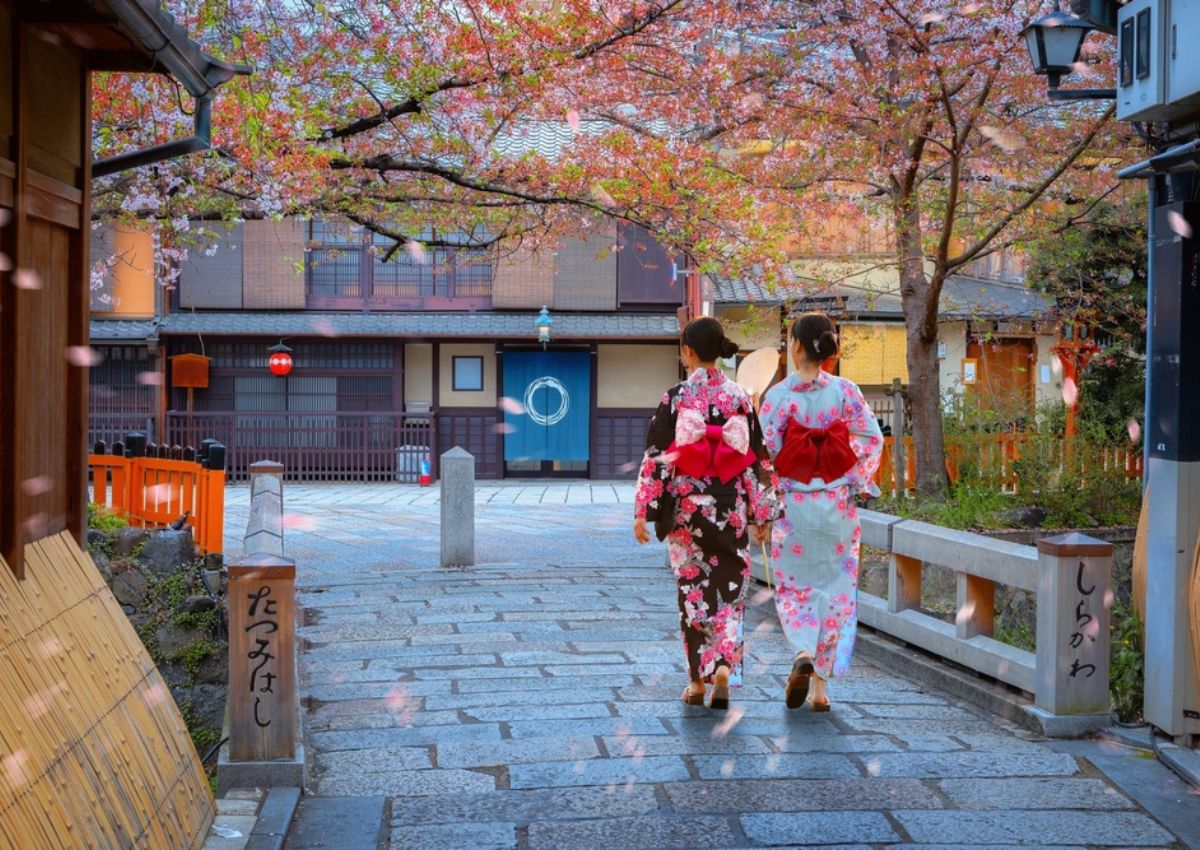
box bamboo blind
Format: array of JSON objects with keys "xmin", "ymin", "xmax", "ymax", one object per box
[{"xmin": 0, "ymin": 532, "xmax": 214, "ymax": 850}]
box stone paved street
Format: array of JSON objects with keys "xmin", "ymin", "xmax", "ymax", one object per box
[{"xmin": 225, "ymin": 483, "xmax": 1196, "ymax": 849}]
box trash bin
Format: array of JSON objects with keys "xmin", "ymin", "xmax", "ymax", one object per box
[{"xmin": 395, "ymin": 445, "xmax": 429, "ymax": 482}]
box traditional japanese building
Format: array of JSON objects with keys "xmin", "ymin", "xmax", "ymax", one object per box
[{"xmin": 89, "ymin": 218, "xmax": 690, "ymax": 481}]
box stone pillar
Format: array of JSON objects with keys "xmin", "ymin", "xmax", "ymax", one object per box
[
  {"xmin": 440, "ymin": 447, "xmax": 475, "ymax": 567},
  {"xmin": 249, "ymin": 460, "xmax": 284, "ymax": 501},
  {"xmin": 227, "ymin": 553, "xmax": 297, "ymax": 761},
  {"xmin": 1034, "ymin": 532, "xmax": 1113, "ymax": 718}
]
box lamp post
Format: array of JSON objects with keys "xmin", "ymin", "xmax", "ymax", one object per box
[
  {"xmin": 1021, "ymin": 8, "xmax": 1115, "ymax": 101},
  {"xmin": 1050, "ymin": 323, "xmax": 1099, "ymax": 438},
  {"xmin": 535, "ymin": 305, "xmax": 553, "ymax": 349}
]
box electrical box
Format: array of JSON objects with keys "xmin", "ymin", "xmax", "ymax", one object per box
[
  {"xmin": 1118, "ymin": 0, "xmax": 1200, "ymax": 123},
  {"xmin": 1116, "ymin": 0, "xmax": 1167, "ymax": 121},
  {"xmin": 1166, "ymin": 0, "xmax": 1200, "ymax": 112}
]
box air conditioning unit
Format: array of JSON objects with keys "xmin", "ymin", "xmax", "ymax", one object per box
[{"xmin": 1117, "ymin": 0, "xmax": 1200, "ymax": 123}]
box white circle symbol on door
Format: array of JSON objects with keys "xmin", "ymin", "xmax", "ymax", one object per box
[{"xmin": 523, "ymin": 376, "xmax": 570, "ymax": 426}]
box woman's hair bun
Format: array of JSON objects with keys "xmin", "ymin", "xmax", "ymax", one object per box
[
  {"xmin": 790, "ymin": 312, "xmax": 839, "ymax": 363},
  {"xmin": 817, "ymin": 330, "xmax": 837, "ymax": 358},
  {"xmin": 719, "ymin": 338, "xmax": 740, "ymax": 360}
]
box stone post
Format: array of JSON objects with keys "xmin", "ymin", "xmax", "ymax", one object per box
[
  {"xmin": 249, "ymin": 460, "xmax": 284, "ymax": 502},
  {"xmin": 1035, "ymin": 532, "xmax": 1113, "ymax": 719},
  {"xmin": 440, "ymin": 447, "xmax": 475, "ymax": 567},
  {"xmin": 227, "ymin": 553, "xmax": 297, "ymax": 761}
]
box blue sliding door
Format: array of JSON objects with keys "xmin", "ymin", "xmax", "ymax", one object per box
[{"xmin": 503, "ymin": 350, "xmax": 591, "ymax": 463}]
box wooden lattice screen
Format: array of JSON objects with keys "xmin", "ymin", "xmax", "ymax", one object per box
[{"xmin": 0, "ymin": 532, "xmax": 214, "ymax": 850}]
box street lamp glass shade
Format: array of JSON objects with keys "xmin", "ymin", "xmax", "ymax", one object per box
[
  {"xmin": 1022, "ymin": 11, "xmax": 1092, "ymax": 78},
  {"xmin": 535, "ymin": 305, "xmax": 553, "ymax": 345}
]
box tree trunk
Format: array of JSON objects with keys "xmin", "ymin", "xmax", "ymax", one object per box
[{"xmin": 895, "ymin": 194, "xmax": 949, "ymax": 497}]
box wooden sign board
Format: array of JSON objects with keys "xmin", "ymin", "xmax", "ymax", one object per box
[{"xmin": 170, "ymin": 353, "xmax": 211, "ymax": 389}]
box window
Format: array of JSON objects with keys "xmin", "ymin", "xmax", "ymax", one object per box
[
  {"xmin": 1136, "ymin": 8, "xmax": 1152, "ymax": 80},
  {"xmin": 1120, "ymin": 18, "xmax": 1135, "ymax": 87},
  {"xmin": 453, "ymin": 356, "xmax": 484, "ymax": 391}
]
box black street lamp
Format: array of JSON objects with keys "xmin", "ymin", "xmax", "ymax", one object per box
[{"xmin": 1021, "ymin": 8, "xmax": 1115, "ymax": 101}]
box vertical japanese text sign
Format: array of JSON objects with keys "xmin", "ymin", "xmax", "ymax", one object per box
[
  {"xmin": 228, "ymin": 553, "xmax": 297, "ymax": 760},
  {"xmin": 1035, "ymin": 533, "xmax": 1113, "ymax": 716}
]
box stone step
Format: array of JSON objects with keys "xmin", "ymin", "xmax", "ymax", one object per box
[{"xmin": 281, "ymin": 795, "xmax": 388, "ymax": 850}]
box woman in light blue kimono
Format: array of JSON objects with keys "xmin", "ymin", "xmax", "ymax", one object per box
[{"xmin": 761, "ymin": 313, "xmax": 883, "ymax": 711}]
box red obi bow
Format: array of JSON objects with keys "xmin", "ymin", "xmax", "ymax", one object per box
[
  {"xmin": 774, "ymin": 420, "xmax": 858, "ymax": 484},
  {"xmin": 667, "ymin": 409, "xmax": 756, "ymax": 483}
]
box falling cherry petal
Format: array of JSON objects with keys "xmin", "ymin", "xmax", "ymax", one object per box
[
  {"xmin": 1061, "ymin": 377, "xmax": 1078, "ymax": 406},
  {"xmin": 590, "ymin": 183, "xmax": 616, "ymax": 207},
  {"xmin": 12, "ymin": 269, "xmax": 42, "ymax": 290},
  {"xmin": 282, "ymin": 513, "xmax": 317, "ymax": 530},
  {"xmin": 66, "ymin": 346, "xmax": 103, "ymax": 367},
  {"xmin": 978, "ymin": 125, "xmax": 1024, "ymax": 153},
  {"xmin": 0, "ymin": 209, "xmax": 10, "ymax": 227},
  {"xmin": 710, "ymin": 707, "xmax": 744, "ymax": 739},
  {"xmin": 138, "ymin": 371, "xmax": 163, "ymax": 386},
  {"xmin": 143, "ymin": 682, "xmax": 170, "ymax": 706},
  {"xmin": 3, "ymin": 751, "xmax": 30, "ymax": 789},
  {"xmin": 313, "ymin": 319, "xmax": 338, "ymax": 338},
  {"xmin": 1050, "ymin": 357, "xmax": 1063, "ymax": 377},
  {"xmin": 0, "ymin": 252, "xmax": 11, "ymax": 271},
  {"xmin": 21, "ymin": 476, "xmax": 53, "ymax": 496},
  {"xmin": 492, "ymin": 422, "xmax": 517, "ymax": 434},
  {"xmin": 1128, "ymin": 420, "xmax": 1141, "ymax": 442},
  {"xmin": 918, "ymin": 11, "xmax": 947, "ymax": 24},
  {"xmin": 406, "ymin": 240, "xmax": 428, "ymax": 264},
  {"xmin": 960, "ymin": 2, "xmax": 983, "ymax": 13},
  {"xmin": 566, "ymin": 109, "xmax": 581, "ymax": 133},
  {"xmin": 1167, "ymin": 210, "xmax": 1193, "ymax": 239},
  {"xmin": 499, "ymin": 396, "xmax": 526, "ymax": 415}
]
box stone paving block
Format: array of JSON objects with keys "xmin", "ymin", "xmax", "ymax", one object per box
[
  {"xmin": 602, "ymin": 734, "xmax": 773, "ymax": 757},
  {"xmin": 527, "ymin": 814, "xmax": 738, "ymax": 850},
  {"xmin": 390, "ymin": 785, "xmax": 661, "ymax": 826},
  {"xmin": 391, "ymin": 821, "xmax": 517, "ymax": 850},
  {"xmin": 310, "ymin": 723, "xmax": 501, "ymax": 751},
  {"xmin": 412, "ymin": 665, "xmax": 545, "ymax": 681},
  {"xmin": 663, "ymin": 778, "xmax": 944, "ymax": 814},
  {"xmin": 203, "ymin": 814, "xmax": 256, "ymax": 850},
  {"xmin": 313, "ymin": 709, "xmax": 464, "ymax": 731},
  {"xmin": 315, "ymin": 746, "xmax": 433, "ymax": 774},
  {"xmin": 865, "ymin": 751, "xmax": 1080, "ymax": 778},
  {"xmin": 896, "ymin": 846, "xmax": 1090, "ymax": 850},
  {"xmin": 465, "ymin": 702, "xmax": 615, "ymax": 722},
  {"xmin": 950, "ymin": 733, "xmax": 1055, "ymax": 754},
  {"xmin": 498, "ymin": 650, "xmax": 628, "ymax": 665},
  {"xmin": 855, "ymin": 703, "xmax": 987, "ymax": 720},
  {"xmin": 505, "ymin": 717, "xmax": 668, "ymax": 739},
  {"xmin": 836, "ymin": 717, "xmax": 1004, "ymax": 736},
  {"xmin": 894, "ymin": 810, "xmax": 1175, "ymax": 846},
  {"xmin": 438, "ymin": 736, "xmax": 601, "ymax": 769},
  {"xmin": 453, "ymin": 673, "xmax": 636, "ymax": 694},
  {"xmin": 215, "ymin": 798, "xmax": 260, "ymax": 815},
  {"xmin": 507, "ymin": 755, "xmax": 692, "ymax": 789},
  {"xmin": 664, "ymin": 715, "xmax": 841, "ymax": 738},
  {"xmin": 691, "ymin": 753, "xmax": 860, "ymax": 780},
  {"xmin": 740, "ymin": 811, "xmax": 899, "ymax": 845},
  {"xmin": 767, "ymin": 733, "xmax": 904, "ymax": 754},
  {"xmin": 424, "ymin": 687, "xmax": 616, "ymax": 711},
  {"xmin": 281, "ymin": 796, "xmax": 386, "ymax": 850},
  {"xmin": 315, "ymin": 768, "xmax": 497, "ymax": 797},
  {"xmin": 938, "ymin": 777, "xmax": 1135, "ymax": 810}
]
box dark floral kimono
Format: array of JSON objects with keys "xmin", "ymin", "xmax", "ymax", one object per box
[{"xmin": 635, "ymin": 367, "xmax": 782, "ymax": 682}]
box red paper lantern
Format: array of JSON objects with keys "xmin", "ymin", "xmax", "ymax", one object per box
[{"xmin": 268, "ymin": 343, "xmax": 293, "ymax": 377}]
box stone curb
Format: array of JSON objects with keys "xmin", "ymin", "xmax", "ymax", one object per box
[
  {"xmin": 244, "ymin": 787, "xmax": 302, "ymax": 850},
  {"xmin": 1156, "ymin": 739, "xmax": 1200, "ymax": 792}
]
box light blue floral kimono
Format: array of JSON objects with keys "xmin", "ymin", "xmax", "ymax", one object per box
[{"xmin": 760, "ymin": 370, "xmax": 883, "ymax": 679}]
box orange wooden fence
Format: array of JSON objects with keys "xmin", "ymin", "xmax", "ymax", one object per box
[
  {"xmin": 875, "ymin": 433, "xmax": 1143, "ymax": 496},
  {"xmin": 89, "ymin": 455, "xmax": 225, "ymax": 555}
]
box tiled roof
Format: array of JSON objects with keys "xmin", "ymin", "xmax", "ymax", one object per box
[
  {"xmin": 154, "ymin": 311, "xmax": 681, "ymax": 339},
  {"xmin": 89, "ymin": 318, "xmax": 159, "ymax": 341},
  {"xmin": 713, "ymin": 274, "xmax": 1051, "ymax": 320}
]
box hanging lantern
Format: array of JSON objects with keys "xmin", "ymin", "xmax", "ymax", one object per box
[
  {"xmin": 268, "ymin": 342, "xmax": 293, "ymax": 377},
  {"xmin": 535, "ymin": 305, "xmax": 553, "ymax": 349}
]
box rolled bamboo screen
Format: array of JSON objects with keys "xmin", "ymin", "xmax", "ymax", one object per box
[
  {"xmin": 1191, "ymin": 527, "xmax": 1200, "ymax": 689},
  {"xmin": 1132, "ymin": 492, "xmax": 1149, "ymax": 638},
  {"xmin": 0, "ymin": 532, "xmax": 214, "ymax": 850}
]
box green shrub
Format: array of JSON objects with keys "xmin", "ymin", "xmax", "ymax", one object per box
[
  {"xmin": 87, "ymin": 502, "xmax": 128, "ymax": 532},
  {"xmin": 1110, "ymin": 599, "xmax": 1145, "ymax": 724}
]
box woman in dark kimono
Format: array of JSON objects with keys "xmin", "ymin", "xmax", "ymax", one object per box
[{"xmin": 633, "ymin": 318, "xmax": 781, "ymax": 710}]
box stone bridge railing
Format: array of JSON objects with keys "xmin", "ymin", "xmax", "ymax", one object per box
[{"xmin": 855, "ymin": 509, "xmax": 1113, "ymax": 735}]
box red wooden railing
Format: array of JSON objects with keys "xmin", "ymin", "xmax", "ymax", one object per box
[
  {"xmin": 875, "ymin": 433, "xmax": 1143, "ymax": 496},
  {"xmin": 89, "ymin": 453, "xmax": 225, "ymax": 556}
]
